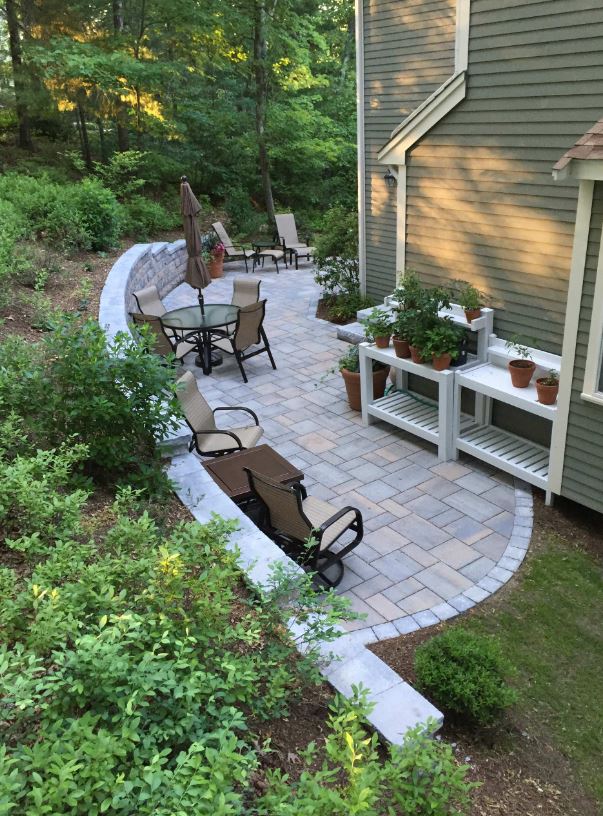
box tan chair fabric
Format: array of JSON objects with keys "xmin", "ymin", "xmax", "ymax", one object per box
[
  {"xmin": 212, "ymin": 222, "xmax": 255, "ymax": 260},
  {"xmin": 212, "ymin": 300, "xmax": 265, "ymax": 354},
  {"xmin": 176, "ymin": 370, "xmax": 216, "ymax": 431},
  {"xmin": 246, "ymin": 470, "xmax": 313, "ymax": 543},
  {"xmin": 232, "ymin": 277, "xmax": 261, "ymax": 308},
  {"xmin": 133, "ymin": 285, "xmax": 166, "ymax": 317},
  {"xmin": 302, "ymin": 496, "xmax": 358, "ymax": 549},
  {"xmin": 130, "ymin": 312, "xmax": 196, "ymax": 359},
  {"xmin": 196, "ymin": 425, "xmax": 263, "ymax": 454}
]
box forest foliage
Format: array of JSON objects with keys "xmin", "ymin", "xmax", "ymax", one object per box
[{"xmin": 0, "ymin": 0, "xmax": 357, "ymax": 234}]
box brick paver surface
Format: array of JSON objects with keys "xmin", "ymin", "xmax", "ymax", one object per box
[{"xmin": 165, "ymin": 261, "xmax": 528, "ymax": 636}]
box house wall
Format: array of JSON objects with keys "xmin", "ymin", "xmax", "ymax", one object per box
[
  {"xmin": 362, "ymin": 0, "xmax": 455, "ymax": 301},
  {"xmin": 561, "ymin": 182, "xmax": 603, "ymax": 513},
  {"xmin": 403, "ymin": 0, "xmax": 603, "ymax": 351}
]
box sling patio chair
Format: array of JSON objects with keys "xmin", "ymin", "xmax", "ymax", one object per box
[
  {"xmin": 130, "ymin": 312, "xmax": 196, "ymax": 363},
  {"xmin": 133, "ymin": 285, "xmax": 180, "ymax": 342},
  {"xmin": 231, "ymin": 276, "xmax": 261, "ymax": 307},
  {"xmin": 275, "ymin": 213, "xmax": 315, "ymax": 269},
  {"xmin": 210, "ymin": 300, "xmax": 276, "ymax": 384},
  {"xmin": 243, "ymin": 468, "xmax": 363, "ymax": 587},
  {"xmin": 212, "ymin": 221, "xmax": 257, "ymax": 273},
  {"xmin": 176, "ymin": 370, "xmax": 263, "ymax": 457}
]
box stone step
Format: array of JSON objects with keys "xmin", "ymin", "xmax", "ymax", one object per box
[{"xmin": 337, "ymin": 322, "xmax": 365, "ymax": 344}]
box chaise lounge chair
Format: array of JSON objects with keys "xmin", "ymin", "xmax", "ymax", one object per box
[
  {"xmin": 275, "ymin": 213, "xmax": 315, "ymax": 269},
  {"xmin": 212, "ymin": 222, "xmax": 257, "ymax": 273}
]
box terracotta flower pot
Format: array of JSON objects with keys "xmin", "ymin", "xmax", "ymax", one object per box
[
  {"xmin": 392, "ymin": 336, "xmax": 411, "ymax": 358},
  {"xmin": 374, "ymin": 334, "xmax": 391, "ymax": 349},
  {"xmin": 208, "ymin": 251, "xmax": 225, "ymax": 279},
  {"xmin": 508, "ymin": 359, "xmax": 536, "ymax": 388},
  {"xmin": 432, "ymin": 352, "xmax": 452, "ymax": 371},
  {"xmin": 536, "ymin": 378, "xmax": 559, "ymax": 405},
  {"xmin": 341, "ymin": 366, "xmax": 388, "ymax": 411},
  {"xmin": 464, "ymin": 308, "xmax": 482, "ymax": 323},
  {"xmin": 409, "ymin": 345, "xmax": 425, "ymax": 364}
]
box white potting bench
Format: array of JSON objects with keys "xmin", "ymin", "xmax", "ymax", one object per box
[
  {"xmin": 453, "ymin": 337, "xmax": 561, "ymax": 502},
  {"xmin": 359, "ymin": 305, "xmax": 493, "ymax": 461}
]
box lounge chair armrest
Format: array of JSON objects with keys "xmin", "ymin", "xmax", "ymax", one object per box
[
  {"xmin": 194, "ymin": 428, "xmax": 244, "ymax": 449},
  {"xmin": 213, "ymin": 405, "xmax": 260, "ymax": 425},
  {"xmin": 319, "ymin": 506, "xmax": 362, "ymax": 535}
]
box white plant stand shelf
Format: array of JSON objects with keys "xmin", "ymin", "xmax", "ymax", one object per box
[
  {"xmin": 454, "ymin": 345, "xmax": 559, "ymax": 495},
  {"xmin": 359, "ymin": 343, "xmax": 476, "ymax": 461}
]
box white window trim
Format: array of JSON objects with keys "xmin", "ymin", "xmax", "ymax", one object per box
[{"xmin": 581, "ymin": 218, "xmax": 603, "ymax": 405}]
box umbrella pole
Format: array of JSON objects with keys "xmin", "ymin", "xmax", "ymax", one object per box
[{"xmin": 198, "ymin": 290, "xmax": 205, "ymax": 315}]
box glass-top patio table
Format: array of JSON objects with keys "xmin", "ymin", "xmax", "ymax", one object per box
[{"xmin": 162, "ymin": 303, "xmax": 239, "ymax": 375}]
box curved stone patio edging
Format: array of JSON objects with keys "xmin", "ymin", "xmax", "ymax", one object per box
[{"xmin": 98, "ymin": 240, "xmax": 443, "ymax": 744}]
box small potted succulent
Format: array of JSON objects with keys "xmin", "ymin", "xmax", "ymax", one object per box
[
  {"xmin": 202, "ymin": 232, "xmax": 225, "ymax": 278},
  {"xmin": 422, "ymin": 318, "xmax": 463, "ymax": 371},
  {"xmin": 455, "ymin": 280, "xmax": 483, "ymax": 323},
  {"xmin": 361, "ymin": 308, "xmax": 394, "ymax": 348},
  {"xmin": 505, "ymin": 336, "xmax": 536, "ymax": 388},
  {"xmin": 536, "ymin": 369, "xmax": 559, "ymax": 405},
  {"xmin": 339, "ymin": 344, "xmax": 389, "ymax": 411},
  {"xmin": 391, "ymin": 309, "xmax": 413, "ymax": 358}
]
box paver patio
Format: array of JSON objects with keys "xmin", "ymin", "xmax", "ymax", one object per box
[{"xmin": 164, "ymin": 259, "xmax": 531, "ymax": 638}]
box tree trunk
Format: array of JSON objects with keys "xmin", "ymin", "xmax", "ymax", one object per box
[
  {"xmin": 97, "ymin": 118, "xmax": 107, "ymax": 163},
  {"xmin": 112, "ymin": 0, "xmax": 130, "ymax": 151},
  {"xmin": 253, "ymin": 0, "xmax": 275, "ymax": 224},
  {"xmin": 77, "ymin": 99, "xmax": 92, "ymax": 169},
  {"xmin": 338, "ymin": 14, "xmax": 355, "ymax": 91},
  {"xmin": 5, "ymin": 0, "xmax": 33, "ymax": 150}
]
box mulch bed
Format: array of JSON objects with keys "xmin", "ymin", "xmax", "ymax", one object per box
[{"xmin": 315, "ymin": 297, "xmax": 355, "ymax": 324}]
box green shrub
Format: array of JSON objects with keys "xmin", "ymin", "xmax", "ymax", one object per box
[
  {"xmin": 123, "ymin": 195, "xmax": 173, "ymax": 239},
  {"xmin": 314, "ymin": 205, "xmax": 358, "ymax": 264},
  {"xmin": 0, "ymin": 315, "xmax": 179, "ymax": 487},
  {"xmin": 0, "ymin": 200, "xmax": 26, "ymax": 306},
  {"xmin": 415, "ymin": 628, "xmax": 518, "ymax": 725},
  {"xmin": 68, "ymin": 178, "xmax": 123, "ymax": 250}
]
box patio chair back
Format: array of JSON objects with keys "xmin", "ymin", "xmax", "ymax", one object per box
[
  {"xmin": 133, "ymin": 285, "xmax": 166, "ymax": 317},
  {"xmin": 245, "ymin": 469, "xmax": 313, "ymax": 543},
  {"xmin": 130, "ymin": 312, "xmax": 174, "ymax": 357},
  {"xmin": 212, "ymin": 222, "xmax": 236, "ymax": 255},
  {"xmin": 275, "ymin": 213, "xmax": 299, "ymax": 245},
  {"xmin": 232, "ymin": 277, "xmax": 261, "ymax": 308},
  {"xmin": 175, "ymin": 371, "xmax": 217, "ymax": 431},
  {"xmin": 233, "ymin": 300, "xmax": 266, "ymax": 351}
]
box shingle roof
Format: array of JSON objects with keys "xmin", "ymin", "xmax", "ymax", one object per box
[{"xmin": 554, "ymin": 118, "xmax": 603, "ymax": 172}]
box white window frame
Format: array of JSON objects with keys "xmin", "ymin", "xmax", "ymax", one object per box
[{"xmin": 581, "ymin": 218, "xmax": 603, "ymax": 405}]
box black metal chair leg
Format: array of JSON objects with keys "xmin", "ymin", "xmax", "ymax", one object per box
[
  {"xmin": 261, "ymin": 330, "xmax": 277, "ymax": 370},
  {"xmin": 244, "ymin": 255, "xmax": 249, "ymax": 273},
  {"xmin": 235, "ymin": 351, "xmax": 248, "ymax": 383}
]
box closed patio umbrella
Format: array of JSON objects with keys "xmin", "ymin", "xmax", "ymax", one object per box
[{"xmin": 180, "ymin": 176, "xmax": 210, "ymax": 312}]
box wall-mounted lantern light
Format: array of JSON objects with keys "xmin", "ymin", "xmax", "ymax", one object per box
[{"xmin": 384, "ymin": 168, "xmax": 397, "ymax": 189}]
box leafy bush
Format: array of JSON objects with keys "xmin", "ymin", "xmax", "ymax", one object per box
[
  {"xmin": 415, "ymin": 628, "xmax": 518, "ymax": 725},
  {"xmin": 0, "ymin": 200, "xmax": 26, "ymax": 306},
  {"xmin": 122, "ymin": 195, "xmax": 174, "ymax": 239},
  {"xmin": 314, "ymin": 205, "xmax": 358, "ymax": 264},
  {"xmin": 0, "ymin": 315, "xmax": 179, "ymax": 487},
  {"xmin": 257, "ymin": 688, "xmax": 477, "ymax": 815},
  {"xmin": 314, "ymin": 256, "xmax": 372, "ymax": 322},
  {"xmin": 67, "ymin": 178, "xmax": 123, "ymax": 250}
]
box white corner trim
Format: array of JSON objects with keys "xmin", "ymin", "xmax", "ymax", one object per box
[
  {"xmin": 355, "ymin": 0, "xmax": 367, "ymax": 295},
  {"xmin": 377, "ymin": 72, "xmax": 466, "ymax": 165},
  {"xmin": 395, "ymin": 166, "xmax": 406, "ymax": 276},
  {"xmin": 548, "ymin": 179, "xmax": 595, "ymax": 495},
  {"xmin": 455, "ymin": 0, "xmax": 470, "ymax": 71},
  {"xmin": 581, "ymin": 216, "xmax": 603, "ymax": 400}
]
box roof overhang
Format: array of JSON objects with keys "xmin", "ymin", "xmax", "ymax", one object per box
[
  {"xmin": 553, "ymin": 159, "xmax": 603, "ymax": 182},
  {"xmin": 377, "ymin": 71, "xmax": 467, "ymax": 166}
]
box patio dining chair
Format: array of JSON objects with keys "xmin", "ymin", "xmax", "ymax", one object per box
[
  {"xmin": 212, "ymin": 221, "xmax": 257, "ymax": 273},
  {"xmin": 210, "ymin": 300, "xmax": 276, "ymax": 383},
  {"xmin": 231, "ymin": 276, "xmax": 261, "ymax": 307},
  {"xmin": 129, "ymin": 312, "xmax": 196, "ymax": 363},
  {"xmin": 244, "ymin": 468, "xmax": 363, "ymax": 587},
  {"xmin": 275, "ymin": 213, "xmax": 315, "ymax": 269},
  {"xmin": 132, "ymin": 285, "xmax": 182, "ymax": 342},
  {"xmin": 176, "ymin": 370, "xmax": 263, "ymax": 457}
]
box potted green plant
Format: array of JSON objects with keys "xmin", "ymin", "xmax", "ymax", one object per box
[
  {"xmin": 391, "ymin": 309, "xmax": 413, "ymax": 358},
  {"xmin": 201, "ymin": 233, "xmax": 225, "ymax": 278},
  {"xmin": 408, "ymin": 318, "xmax": 433, "ymax": 364},
  {"xmin": 455, "ymin": 280, "xmax": 484, "ymax": 323},
  {"xmin": 505, "ymin": 336, "xmax": 536, "ymax": 388},
  {"xmin": 422, "ymin": 318, "xmax": 463, "ymax": 371},
  {"xmin": 536, "ymin": 369, "xmax": 559, "ymax": 405},
  {"xmin": 392, "ymin": 269, "xmax": 424, "ymax": 311},
  {"xmin": 361, "ymin": 308, "xmax": 394, "ymax": 348},
  {"xmin": 338, "ymin": 345, "xmax": 389, "ymax": 411}
]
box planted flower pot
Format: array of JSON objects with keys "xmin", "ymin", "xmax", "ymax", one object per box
[
  {"xmin": 392, "ymin": 336, "xmax": 411, "ymax": 358},
  {"xmin": 409, "ymin": 345, "xmax": 425, "ymax": 364},
  {"xmin": 508, "ymin": 359, "xmax": 536, "ymax": 388},
  {"xmin": 208, "ymin": 251, "xmax": 225, "ymax": 278},
  {"xmin": 341, "ymin": 366, "xmax": 388, "ymax": 411},
  {"xmin": 374, "ymin": 334, "xmax": 391, "ymax": 349},
  {"xmin": 464, "ymin": 308, "xmax": 481, "ymax": 323},
  {"xmin": 536, "ymin": 378, "xmax": 559, "ymax": 405},
  {"xmin": 432, "ymin": 353, "xmax": 452, "ymax": 371}
]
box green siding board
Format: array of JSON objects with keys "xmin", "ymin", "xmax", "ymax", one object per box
[{"xmin": 561, "ymin": 182, "xmax": 603, "ymax": 513}]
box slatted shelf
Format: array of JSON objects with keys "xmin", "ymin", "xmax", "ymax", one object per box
[
  {"xmin": 458, "ymin": 423, "xmax": 550, "ymax": 488},
  {"xmin": 368, "ymin": 391, "xmax": 475, "ymax": 447}
]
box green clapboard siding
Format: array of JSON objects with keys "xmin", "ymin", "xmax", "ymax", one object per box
[
  {"xmin": 362, "ymin": 0, "xmax": 455, "ymax": 301},
  {"xmin": 402, "ymin": 0, "xmax": 603, "ymax": 351},
  {"xmin": 560, "ymin": 182, "xmax": 603, "ymax": 514}
]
